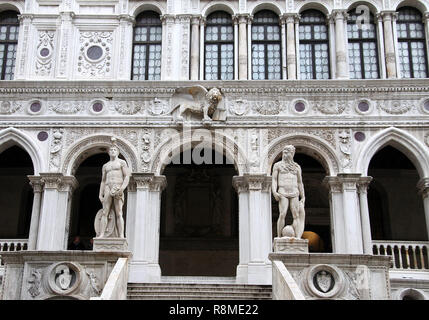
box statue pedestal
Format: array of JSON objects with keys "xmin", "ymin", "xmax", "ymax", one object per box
[
  {"xmin": 273, "ymin": 237, "xmax": 309, "ymax": 253},
  {"xmin": 93, "ymin": 237, "xmax": 128, "ymax": 252}
]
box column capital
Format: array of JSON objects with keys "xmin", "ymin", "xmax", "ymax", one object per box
[
  {"xmin": 233, "ymin": 13, "xmax": 252, "ymax": 25},
  {"xmin": 160, "ymin": 14, "xmax": 175, "ymax": 24},
  {"xmin": 379, "ymin": 11, "xmax": 398, "ymax": 22},
  {"xmin": 233, "ymin": 174, "xmax": 271, "ymax": 193},
  {"xmin": 417, "ymin": 177, "xmax": 429, "ymax": 198},
  {"xmin": 28, "ymin": 175, "xmax": 44, "ymax": 193},
  {"xmin": 280, "ymin": 13, "xmax": 300, "ymax": 24},
  {"xmin": 190, "ymin": 14, "xmax": 203, "ymax": 25},
  {"xmin": 118, "ymin": 14, "xmax": 135, "ymax": 24},
  {"xmin": 331, "ymin": 9, "xmax": 348, "ymax": 21},
  {"xmin": 18, "ymin": 14, "xmax": 34, "ymax": 22},
  {"xmin": 176, "ymin": 14, "xmax": 192, "ymax": 23},
  {"xmin": 130, "ymin": 173, "xmax": 167, "ymax": 191},
  {"xmin": 324, "ymin": 174, "xmax": 362, "ymax": 192},
  {"xmin": 357, "ymin": 176, "xmax": 373, "ymax": 194},
  {"xmin": 39, "ymin": 173, "xmax": 78, "ymax": 191}
]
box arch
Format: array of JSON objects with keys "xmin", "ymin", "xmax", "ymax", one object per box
[
  {"xmin": 0, "ymin": 2, "xmax": 22, "ymax": 14},
  {"xmin": 0, "ymin": 127, "xmax": 44, "ymax": 174},
  {"xmin": 355, "ymin": 127, "xmax": 429, "ymax": 178},
  {"xmin": 395, "ymin": 0, "xmax": 428, "ymax": 13},
  {"xmin": 263, "ymin": 134, "xmax": 340, "ymax": 176},
  {"xmin": 151, "ymin": 130, "xmax": 248, "ymax": 175},
  {"xmin": 297, "ymin": 2, "xmax": 331, "ymax": 15},
  {"xmin": 130, "ymin": 1, "xmax": 165, "ymax": 17},
  {"xmin": 346, "ymin": 0, "xmax": 380, "ymax": 14},
  {"xmin": 201, "ymin": 1, "xmax": 236, "ymax": 18},
  {"xmin": 61, "ymin": 134, "xmax": 138, "ymax": 176},
  {"xmin": 250, "ymin": 1, "xmax": 283, "ymax": 16}
]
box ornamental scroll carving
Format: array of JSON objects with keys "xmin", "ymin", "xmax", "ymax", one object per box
[
  {"xmin": 377, "ymin": 100, "xmax": 414, "ymax": 114},
  {"xmin": 36, "ymin": 31, "xmax": 55, "ymax": 77},
  {"xmin": 77, "ymin": 31, "xmax": 113, "ymax": 77}
]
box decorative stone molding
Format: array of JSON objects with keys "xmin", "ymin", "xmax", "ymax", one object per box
[
  {"xmin": 77, "ymin": 31, "xmax": 113, "ymax": 78},
  {"xmin": 417, "ymin": 177, "xmax": 429, "ymax": 199},
  {"xmin": 251, "ymin": 100, "xmax": 288, "ymax": 115},
  {"xmin": 39, "ymin": 173, "xmax": 78, "ymax": 192},
  {"xmin": 49, "ymin": 101, "xmax": 85, "ymax": 114},
  {"xmin": 35, "ymin": 31, "xmax": 55, "ymax": 77},
  {"xmin": 229, "ymin": 99, "xmax": 250, "ymax": 116},
  {"xmin": 28, "ymin": 175, "xmax": 44, "ymax": 193},
  {"xmin": 146, "ymin": 98, "xmax": 170, "ymax": 115},
  {"xmin": 376, "ymin": 100, "xmax": 415, "ymax": 114},
  {"xmin": 49, "ymin": 129, "xmax": 64, "ymax": 171},
  {"xmin": 112, "ymin": 101, "xmax": 142, "ymax": 115},
  {"xmin": 357, "ymin": 176, "xmax": 373, "ymax": 194},
  {"xmin": 338, "ymin": 130, "xmax": 352, "ymax": 170},
  {"xmin": 129, "ymin": 173, "xmax": 167, "ymax": 192},
  {"xmin": 313, "ymin": 100, "xmax": 351, "ymax": 115},
  {"xmin": 0, "ymin": 101, "xmax": 21, "ymax": 114}
]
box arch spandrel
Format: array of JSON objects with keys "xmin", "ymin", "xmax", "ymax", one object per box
[
  {"xmin": 249, "ymin": 1, "xmax": 284, "ymax": 16},
  {"xmin": 130, "ymin": 1, "xmax": 166, "ymax": 17},
  {"xmin": 0, "ymin": 127, "xmax": 44, "ymax": 175},
  {"xmin": 263, "ymin": 134, "xmax": 340, "ymax": 176},
  {"xmin": 355, "ymin": 127, "xmax": 429, "ymax": 178},
  {"xmin": 201, "ymin": 1, "xmax": 237, "ymax": 17},
  {"xmin": 62, "ymin": 135, "xmax": 138, "ymax": 176}
]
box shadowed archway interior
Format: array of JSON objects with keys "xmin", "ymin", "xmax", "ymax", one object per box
[
  {"xmin": 0, "ymin": 145, "xmax": 34, "ymax": 239},
  {"xmin": 159, "ymin": 148, "xmax": 239, "ymax": 276},
  {"xmin": 368, "ymin": 145, "xmax": 428, "ymax": 241}
]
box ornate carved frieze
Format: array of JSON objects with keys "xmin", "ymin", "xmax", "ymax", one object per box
[
  {"xmin": 313, "ymin": 99, "xmax": 351, "ymax": 115},
  {"xmin": 146, "ymin": 98, "xmax": 170, "ymax": 115},
  {"xmin": 141, "ymin": 130, "xmax": 152, "ymax": 172},
  {"xmin": 376, "ymin": 100, "xmax": 415, "ymax": 114},
  {"xmin": 251, "ymin": 100, "xmax": 288, "ymax": 115},
  {"xmin": 0, "ymin": 101, "xmax": 22, "ymax": 114},
  {"xmin": 77, "ymin": 31, "xmax": 113, "ymax": 77},
  {"xmin": 49, "ymin": 129, "xmax": 64, "ymax": 171},
  {"xmin": 338, "ymin": 130, "xmax": 352, "ymax": 170},
  {"xmin": 112, "ymin": 101, "xmax": 142, "ymax": 115},
  {"xmin": 267, "ymin": 128, "xmax": 336, "ymax": 149},
  {"xmin": 229, "ymin": 99, "xmax": 250, "ymax": 116},
  {"xmin": 35, "ymin": 31, "xmax": 55, "ymax": 77},
  {"xmin": 49, "ymin": 101, "xmax": 85, "ymax": 114}
]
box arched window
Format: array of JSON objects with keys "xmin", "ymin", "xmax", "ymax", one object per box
[
  {"xmin": 251, "ymin": 10, "xmax": 282, "ymax": 80},
  {"xmin": 204, "ymin": 11, "xmax": 234, "ymax": 80},
  {"xmin": 347, "ymin": 10, "xmax": 379, "ymax": 79},
  {"xmin": 396, "ymin": 7, "xmax": 428, "ymax": 78},
  {"xmin": 299, "ymin": 10, "xmax": 330, "ymax": 80},
  {"xmin": 0, "ymin": 11, "xmax": 19, "ymax": 80},
  {"xmin": 132, "ymin": 11, "xmax": 162, "ymax": 80}
]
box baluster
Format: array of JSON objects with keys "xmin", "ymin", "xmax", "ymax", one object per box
[
  {"xmin": 395, "ymin": 246, "xmax": 402, "ymax": 269},
  {"xmin": 411, "ymin": 245, "xmax": 418, "ymax": 269},
  {"xmin": 387, "ymin": 245, "xmax": 395, "ymax": 268},
  {"xmin": 405, "ymin": 246, "xmax": 411, "ymax": 269}
]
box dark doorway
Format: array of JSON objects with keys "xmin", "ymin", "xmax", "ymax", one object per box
[
  {"xmin": 0, "ymin": 145, "xmax": 34, "ymax": 238},
  {"xmin": 271, "ymin": 152, "xmax": 332, "ymax": 252},
  {"xmin": 368, "ymin": 145, "xmax": 427, "ymax": 241},
  {"xmin": 159, "ymin": 149, "xmax": 239, "ymax": 276}
]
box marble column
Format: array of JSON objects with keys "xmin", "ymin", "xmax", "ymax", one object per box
[
  {"xmin": 423, "ymin": 13, "xmax": 429, "ymax": 61},
  {"xmin": 323, "ymin": 176, "xmax": 346, "ymax": 253},
  {"xmin": 280, "ymin": 16, "xmax": 287, "ymax": 79},
  {"xmin": 283, "ymin": 14, "xmax": 298, "ymax": 80},
  {"xmin": 199, "ymin": 17, "xmax": 206, "ymax": 80},
  {"xmin": 236, "ymin": 14, "xmax": 249, "ymax": 80},
  {"xmin": 37, "ymin": 173, "xmax": 78, "ymax": 250},
  {"xmin": 233, "ymin": 174, "xmax": 272, "ymax": 285},
  {"xmin": 381, "ymin": 11, "xmax": 398, "ymax": 78},
  {"xmin": 118, "ymin": 14, "xmax": 135, "ymax": 80},
  {"xmin": 127, "ymin": 173, "xmax": 167, "ymax": 283},
  {"xmin": 27, "ymin": 176, "xmax": 44, "ymax": 250},
  {"xmin": 332, "ymin": 10, "xmax": 349, "ymax": 79},
  {"xmin": 190, "ymin": 15, "xmax": 201, "ymax": 80},
  {"xmin": 357, "ymin": 177, "xmax": 373, "ymax": 255},
  {"xmin": 417, "ymin": 178, "xmax": 429, "ymax": 240},
  {"xmin": 15, "ymin": 14, "xmax": 33, "ymax": 80}
]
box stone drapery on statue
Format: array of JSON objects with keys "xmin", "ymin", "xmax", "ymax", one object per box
[
  {"xmin": 272, "ymin": 145, "xmax": 306, "ymax": 239},
  {"xmin": 169, "ymin": 85, "xmax": 225, "ymax": 123},
  {"xmin": 94, "ymin": 138, "xmax": 131, "ymax": 239}
]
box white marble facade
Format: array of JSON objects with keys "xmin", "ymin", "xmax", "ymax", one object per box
[{"xmin": 0, "ymin": 0, "xmax": 429, "ymax": 298}]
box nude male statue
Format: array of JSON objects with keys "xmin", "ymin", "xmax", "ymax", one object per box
[
  {"xmin": 96, "ymin": 140, "xmax": 131, "ymax": 238},
  {"xmin": 272, "ymin": 145, "xmax": 306, "ymax": 239}
]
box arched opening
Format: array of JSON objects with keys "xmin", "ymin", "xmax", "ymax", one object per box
[
  {"xmin": 159, "ymin": 149, "xmax": 239, "ymax": 276},
  {"xmin": 368, "ymin": 145, "xmax": 427, "ymax": 241},
  {"xmin": 271, "ymin": 151, "xmax": 332, "ymax": 252},
  {"xmin": 69, "ymin": 151, "xmax": 128, "ymax": 250},
  {"xmin": 0, "ymin": 145, "xmax": 34, "ymax": 239}
]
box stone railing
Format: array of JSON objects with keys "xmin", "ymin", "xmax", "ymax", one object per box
[
  {"xmin": 272, "ymin": 260, "xmax": 306, "ymax": 300},
  {"xmin": 372, "ymin": 241, "xmax": 429, "ymax": 271},
  {"xmin": 0, "ymin": 239, "xmax": 28, "ymax": 265},
  {"xmin": 90, "ymin": 257, "xmax": 129, "ymax": 300}
]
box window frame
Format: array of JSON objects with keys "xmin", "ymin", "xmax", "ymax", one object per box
[
  {"xmin": 204, "ymin": 11, "xmax": 235, "ymax": 80},
  {"xmin": 0, "ymin": 10, "xmax": 19, "ymax": 80},
  {"xmin": 131, "ymin": 10, "xmax": 162, "ymax": 81},
  {"xmin": 396, "ymin": 7, "xmax": 428, "ymax": 79},
  {"xmin": 251, "ymin": 10, "xmax": 283, "ymax": 80},
  {"xmin": 298, "ymin": 9, "xmax": 331, "ymax": 80},
  {"xmin": 347, "ymin": 10, "xmax": 380, "ymax": 79}
]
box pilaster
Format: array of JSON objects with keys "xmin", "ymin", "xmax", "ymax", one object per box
[
  {"xmin": 380, "ymin": 11, "xmax": 398, "ymax": 78},
  {"xmin": 332, "ymin": 10, "xmax": 349, "ymax": 79}
]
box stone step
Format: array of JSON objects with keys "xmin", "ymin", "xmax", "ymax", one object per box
[{"xmin": 127, "ymin": 283, "xmax": 272, "ymax": 300}]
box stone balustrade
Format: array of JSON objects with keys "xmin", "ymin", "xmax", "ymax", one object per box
[
  {"xmin": 372, "ymin": 241, "xmax": 429, "ymax": 270},
  {"xmin": 0, "ymin": 239, "xmax": 28, "ymax": 265}
]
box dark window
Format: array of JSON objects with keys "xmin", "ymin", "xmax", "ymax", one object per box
[
  {"xmin": 396, "ymin": 7, "xmax": 428, "ymax": 78},
  {"xmin": 0, "ymin": 11, "xmax": 19, "ymax": 80},
  {"xmin": 204, "ymin": 11, "xmax": 234, "ymax": 80},
  {"xmin": 347, "ymin": 10, "xmax": 379, "ymax": 79},
  {"xmin": 132, "ymin": 11, "xmax": 162, "ymax": 80},
  {"xmin": 251, "ymin": 10, "xmax": 282, "ymax": 80},
  {"xmin": 299, "ymin": 10, "xmax": 330, "ymax": 79}
]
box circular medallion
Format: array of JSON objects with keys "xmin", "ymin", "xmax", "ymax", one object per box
[
  {"xmin": 47, "ymin": 262, "xmax": 82, "ymax": 296},
  {"xmin": 37, "ymin": 131, "xmax": 48, "ymax": 141},
  {"xmin": 357, "ymin": 101, "xmax": 369, "ymax": 113},
  {"xmin": 86, "ymin": 45, "xmax": 103, "ymax": 61},
  {"xmin": 92, "ymin": 102, "xmax": 103, "ymax": 113},
  {"xmin": 30, "ymin": 102, "xmax": 42, "ymax": 113},
  {"xmin": 40, "ymin": 48, "xmax": 50, "ymax": 57},
  {"xmin": 305, "ymin": 264, "xmax": 344, "ymax": 298},
  {"xmin": 295, "ymin": 102, "xmax": 306, "ymax": 113},
  {"xmin": 354, "ymin": 132, "xmax": 366, "ymax": 142}
]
